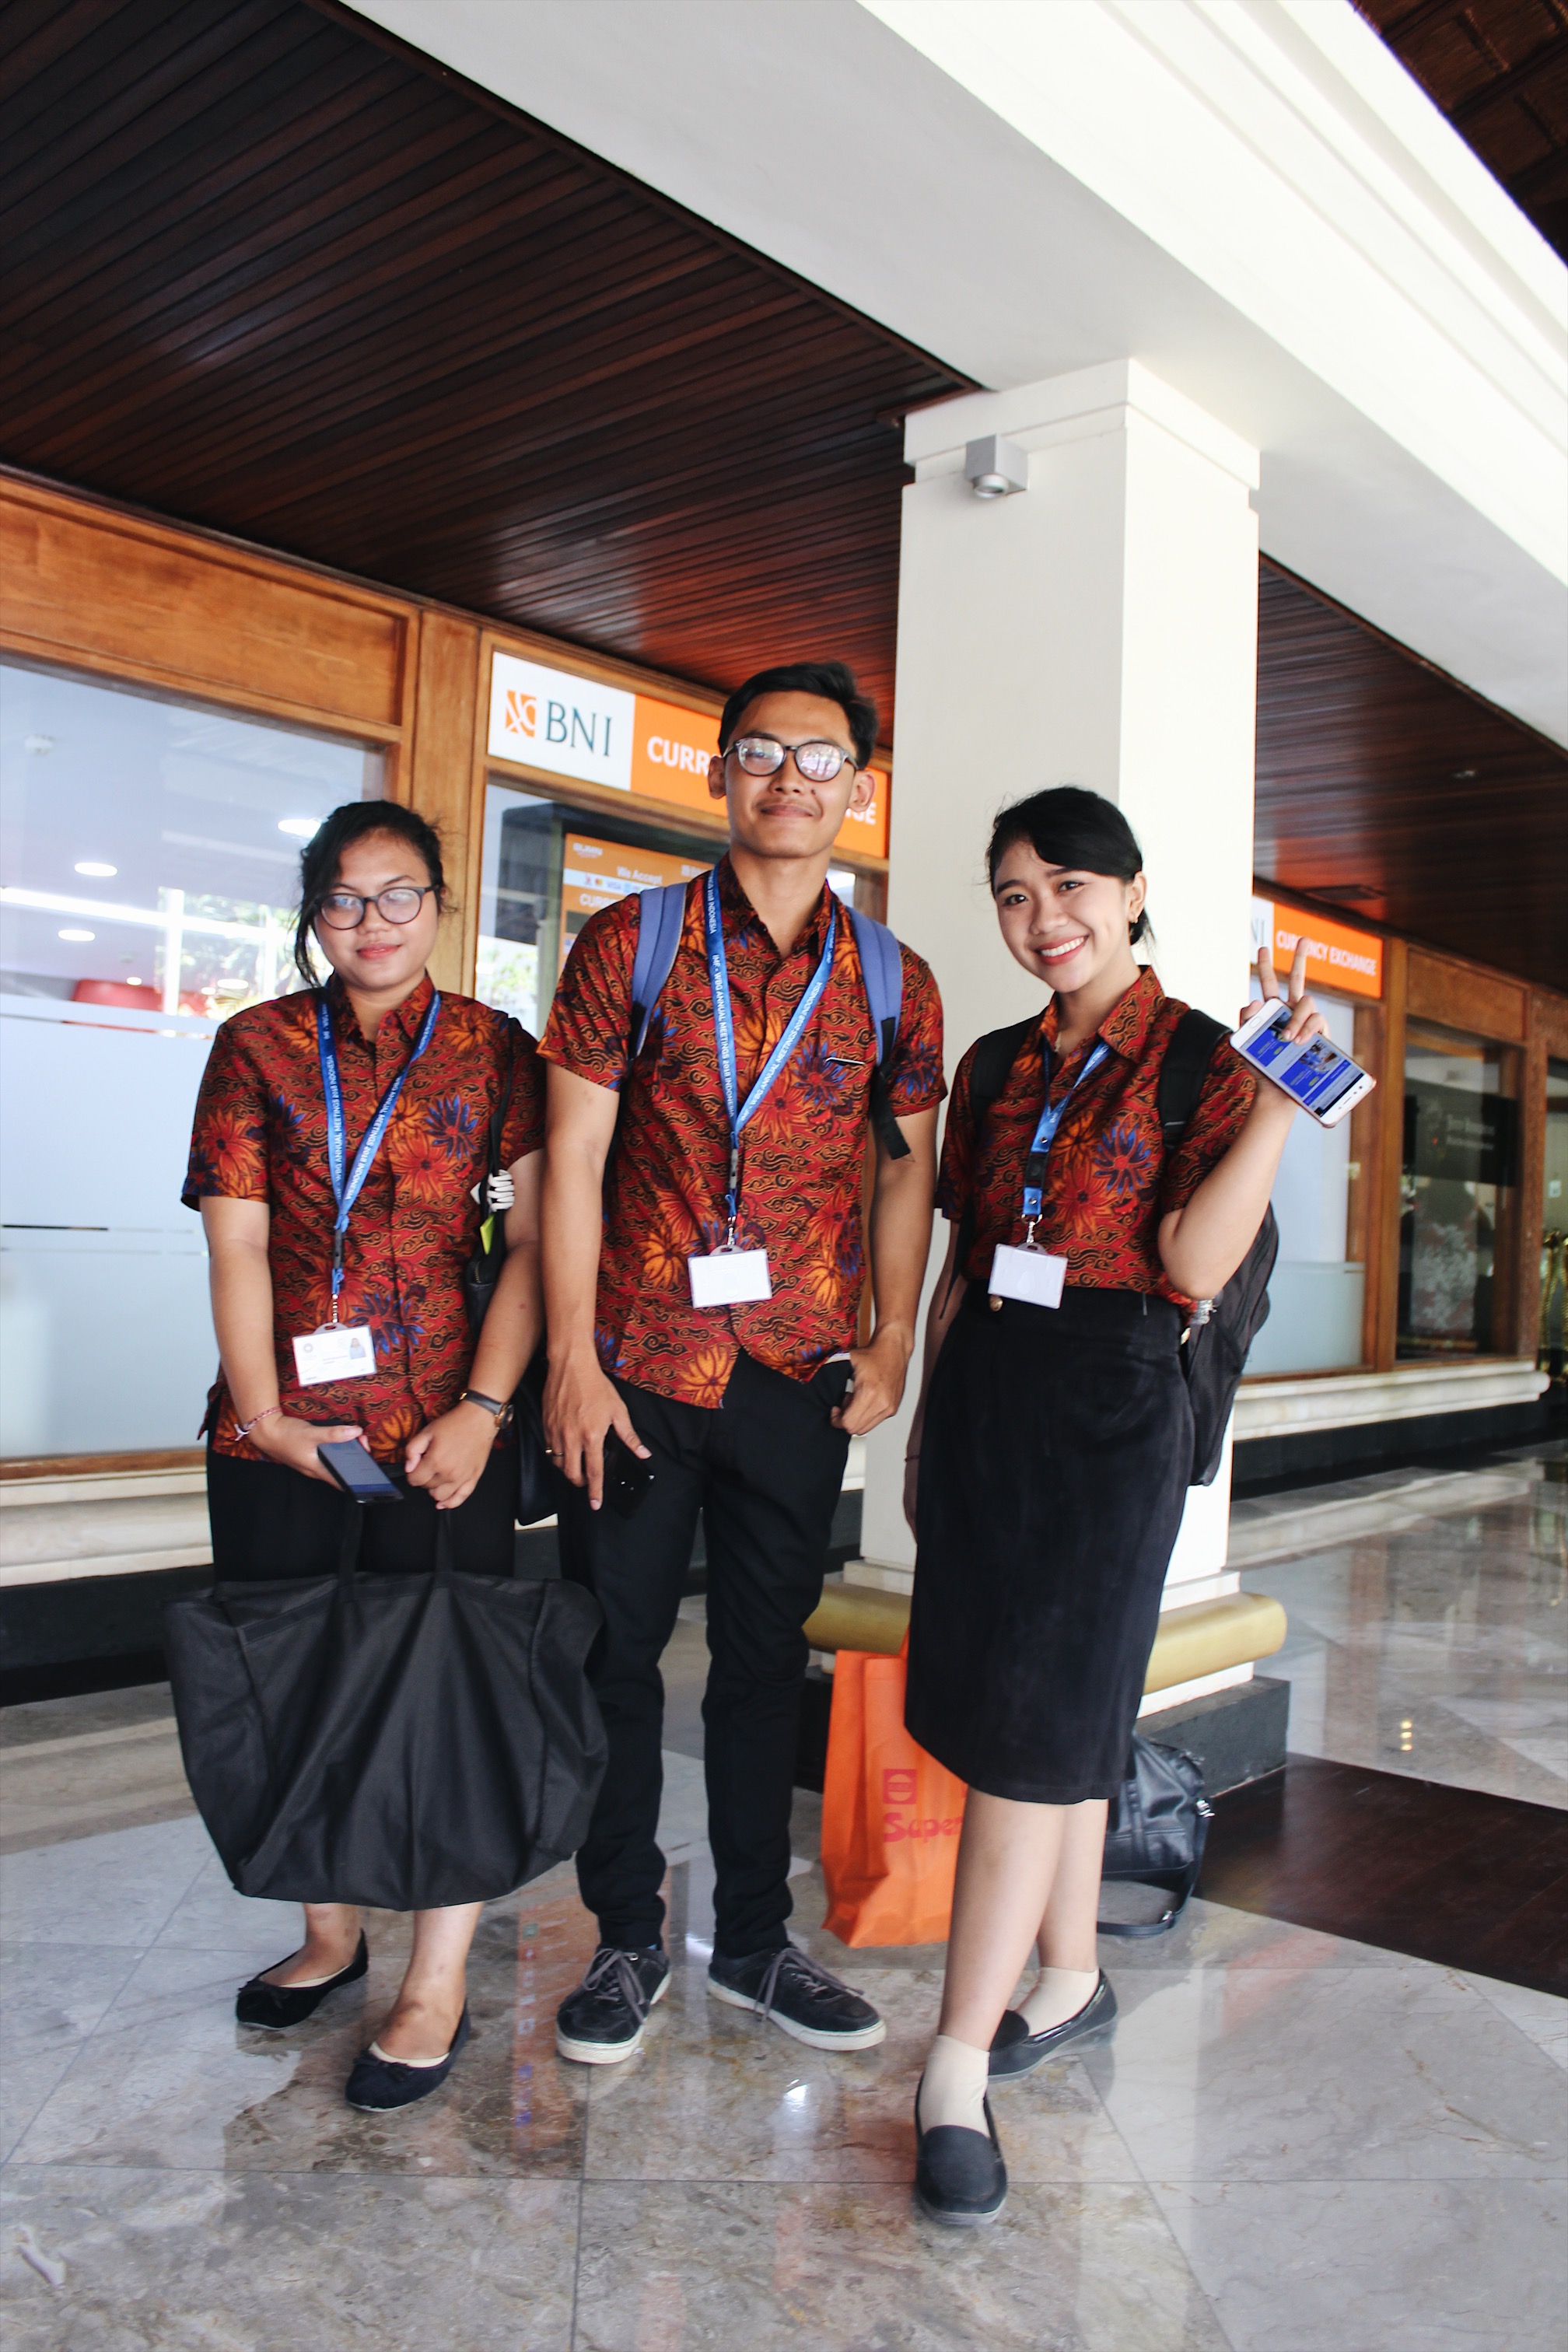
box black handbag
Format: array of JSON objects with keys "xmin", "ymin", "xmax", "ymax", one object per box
[
  {"xmin": 1097, "ymin": 1734, "xmax": 1213, "ymax": 1937},
  {"xmin": 462, "ymin": 1014, "xmax": 557, "ymax": 1526},
  {"xmin": 163, "ymin": 1508, "xmax": 607, "ymax": 1910}
]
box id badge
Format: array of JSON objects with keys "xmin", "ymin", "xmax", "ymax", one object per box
[
  {"xmin": 292, "ymin": 1323, "xmax": 376, "ymax": 1385},
  {"xmin": 989, "ymin": 1244, "xmax": 1067, "ymax": 1311},
  {"xmin": 688, "ymin": 1249, "xmax": 772, "ymax": 1308}
]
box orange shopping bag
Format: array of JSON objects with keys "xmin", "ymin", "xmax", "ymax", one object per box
[{"xmin": 820, "ymin": 1642, "xmax": 968, "ymax": 1947}]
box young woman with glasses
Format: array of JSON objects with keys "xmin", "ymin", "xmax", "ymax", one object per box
[
  {"xmin": 901, "ymin": 787, "xmax": 1324, "ymax": 2224},
  {"xmin": 182, "ymin": 800, "xmax": 544, "ymax": 2111}
]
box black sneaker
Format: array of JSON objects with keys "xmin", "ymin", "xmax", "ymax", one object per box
[
  {"xmin": 708, "ymin": 1942, "xmax": 886, "ymax": 2050},
  {"xmin": 555, "ymin": 1944, "xmax": 670, "ymax": 2065},
  {"xmin": 988, "ymin": 1972, "xmax": 1118, "ymax": 2080}
]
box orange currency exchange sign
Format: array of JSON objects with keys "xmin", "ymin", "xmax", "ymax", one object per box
[
  {"xmin": 1251, "ymin": 898, "xmax": 1383, "ymax": 1000},
  {"xmin": 630, "ymin": 694, "xmax": 888, "ymax": 859}
]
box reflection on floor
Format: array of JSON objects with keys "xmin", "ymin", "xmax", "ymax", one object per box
[
  {"xmin": 0, "ymin": 1445, "xmax": 1563, "ymax": 2347},
  {"xmin": 1234, "ymin": 1446, "xmax": 1568, "ymax": 1807}
]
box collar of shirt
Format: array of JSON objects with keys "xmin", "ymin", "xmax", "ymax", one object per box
[
  {"xmin": 1038, "ymin": 965, "xmax": 1163, "ymax": 1074},
  {"xmin": 715, "ymin": 852, "xmax": 835, "ymax": 961},
  {"xmin": 324, "ymin": 968, "xmax": 436, "ymax": 1056}
]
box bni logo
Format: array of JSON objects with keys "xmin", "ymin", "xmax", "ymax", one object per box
[{"xmin": 488, "ymin": 652, "xmax": 635, "ymax": 791}]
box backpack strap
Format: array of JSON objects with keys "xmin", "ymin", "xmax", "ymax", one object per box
[
  {"xmin": 628, "ymin": 880, "xmax": 691, "ymax": 1062},
  {"xmin": 848, "ymin": 907, "xmax": 910, "ymax": 1160},
  {"xmin": 948, "ymin": 1013, "xmax": 1039, "ymax": 1301},
  {"xmin": 1157, "ymin": 1008, "xmax": 1229, "ymax": 1147}
]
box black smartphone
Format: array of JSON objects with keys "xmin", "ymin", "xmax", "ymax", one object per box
[
  {"xmin": 317, "ymin": 1438, "xmax": 404, "ymax": 1505},
  {"xmin": 602, "ymin": 1429, "xmax": 655, "ymax": 1520}
]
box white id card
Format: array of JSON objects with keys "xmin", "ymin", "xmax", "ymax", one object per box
[
  {"xmin": 989, "ymin": 1244, "xmax": 1068, "ymax": 1311},
  {"xmin": 292, "ymin": 1324, "xmax": 376, "ymax": 1385},
  {"xmin": 688, "ymin": 1249, "xmax": 772, "ymax": 1308}
]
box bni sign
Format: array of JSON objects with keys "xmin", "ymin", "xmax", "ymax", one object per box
[{"xmin": 488, "ymin": 653, "xmax": 635, "ymax": 791}]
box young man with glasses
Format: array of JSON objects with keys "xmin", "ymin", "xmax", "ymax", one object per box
[{"xmin": 541, "ymin": 661, "xmax": 943, "ymax": 2063}]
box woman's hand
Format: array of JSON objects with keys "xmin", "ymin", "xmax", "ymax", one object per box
[
  {"xmin": 251, "ymin": 1411, "xmax": 365, "ymax": 1485},
  {"xmin": 1241, "ymin": 938, "xmax": 1328, "ymax": 1074},
  {"xmin": 404, "ymin": 1403, "xmax": 499, "ymax": 1510}
]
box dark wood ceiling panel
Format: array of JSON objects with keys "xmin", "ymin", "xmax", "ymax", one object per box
[
  {"xmin": 1255, "ymin": 564, "xmax": 1568, "ymax": 993},
  {"xmin": 0, "ymin": 0, "xmax": 967, "ymax": 723},
  {"xmin": 1358, "ymin": 0, "xmax": 1568, "ymax": 257},
  {"xmin": 2, "ymin": 0, "xmax": 1562, "ymax": 990}
]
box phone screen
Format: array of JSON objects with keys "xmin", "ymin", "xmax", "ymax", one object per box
[
  {"xmin": 1239, "ymin": 1003, "xmax": 1367, "ymax": 1116},
  {"xmin": 317, "ymin": 1438, "xmax": 404, "ymax": 1504}
]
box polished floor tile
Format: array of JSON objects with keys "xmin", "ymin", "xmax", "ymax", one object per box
[{"xmin": 0, "ymin": 2167, "xmax": 579, "ymax": 2351}]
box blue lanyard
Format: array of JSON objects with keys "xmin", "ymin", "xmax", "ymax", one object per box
[
  {"xmin": 1020, "ymin": 1038, "xmax": 1111, "ymax": 1237},
  {"xmin": 704, "ymin": 865, "xmax": 837, "ymax": 1241},
  {"xmin": 315, "ymin": 989, "xmax": 441, "ymax": 1316}
]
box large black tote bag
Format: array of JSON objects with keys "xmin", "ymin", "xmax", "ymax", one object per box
[{"xmin": 164, "ymin": 1511, "xmax": 607, "ymax": 1910}]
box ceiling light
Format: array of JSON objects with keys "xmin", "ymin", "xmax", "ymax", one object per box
[
  {"xmin": 278, "ymin": 815, "xmax": 321, "ymax": 838},
  {"xmin": 23, "ymin": 734, "xmax": 53, "ymax": 754},
  {"xmin": 1452, "ymin": 768, "xmax": 1477, "ymax": 781},
  {"xmin": 125, "ymin": 975, "xmax": 143, "ymax": 985},
  {"xmin": 58, "ymin": 926, "xmax": 94, "ymax": 942},
  {"xmin": 964, "ymin": 434, "xmax": 1028, "ymax": 499},
  {"xmin": 75, "ymin": 860, "xmax": 117, "ymax": 878}
]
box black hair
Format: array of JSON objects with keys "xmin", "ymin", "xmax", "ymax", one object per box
[
  {"xmin": 292, "ymin": 800, "xmax": 449, "ymax": 985},
  {"xmin": 719, "ymin": 660, "xmax": 878, "ymax": 772},
  {"xmin": 987, "ymin": 786, "xmax": 1150, "ymax": 945}
]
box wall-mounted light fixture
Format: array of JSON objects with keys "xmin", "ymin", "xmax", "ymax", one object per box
[{"xmin": 964, "ymin": 435, "xmax": 1028, "ymax": 499}]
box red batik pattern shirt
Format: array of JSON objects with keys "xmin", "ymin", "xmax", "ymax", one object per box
[
  {"xmin": 938, "ymin": 967, "xmax": 1257, "ymax": 1304},
  {"xmin": 184, "ymin": 976, "xmax": 544, "ymax": 1465},
  {"xmin": 541, "ymin": 856, "xmax": 945, "ymax": 1407}
]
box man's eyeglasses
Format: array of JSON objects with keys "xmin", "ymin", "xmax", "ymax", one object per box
[
  {"xmin": 727, "ymin": 734, "xmax": 860, "ymax": 784},
  {"xmin": 317, "ymin": 886, "xmax": 434, "ymax": 930}
]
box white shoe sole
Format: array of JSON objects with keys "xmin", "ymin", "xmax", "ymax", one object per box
[
  {"xmin": 707, "ymin": 1976, "xmax": 887, "ymax": 2049},
  {"xmin": 555, "ymin": 1969, "xmax": 668, "ymax": 2065}
]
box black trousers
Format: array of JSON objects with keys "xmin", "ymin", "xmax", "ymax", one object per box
[
  {"xmin": 206, "ymin": 1444, "xmax": 518, "ymax": 1582},
  {"xmin": 557, "ymin": 1350, "xmax": 851, "ymax": 1958}
]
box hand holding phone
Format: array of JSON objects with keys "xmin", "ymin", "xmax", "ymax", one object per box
[
  {"xmin": 1230, "ymin": 999, "xmax": 1375, "ymax": 1129},
  {"xmin": 317, "ymin": 1438, "xmax": 404, "ymax": 1504}
]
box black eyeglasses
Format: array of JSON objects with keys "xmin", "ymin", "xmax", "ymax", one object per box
[
  {"xmin": 727, "ymin": 734, "xmax": 859, "ymax": 783},
  {"xmin": 317, "ymin": 886, "xmax": 434, "ymax": 930}
]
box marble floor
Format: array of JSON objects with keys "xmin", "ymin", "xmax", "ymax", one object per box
[
  {"xmin": 1, "ymin": 1445, "xmax": 1565, "ymax": 2348},
  {"xmin": 1233, "ymin": 1444, "xmax": 1568, "ymax": 1808}
]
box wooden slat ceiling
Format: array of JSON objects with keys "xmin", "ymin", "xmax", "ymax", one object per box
[
  {"xmin": 1255, "ymin": 564, "xmax": 1568, "ymax": 994},
  {"xmin": 1358, "ymin": 0, "xmax": 1568, "ymax": 259},
  {"xmin": 2, "ymin": 0, "xmax": 1563, "ymax": 990}
]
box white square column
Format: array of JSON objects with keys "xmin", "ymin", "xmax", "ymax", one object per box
[{"xmin": 862, "ymin": 362, "xmax": 1260, "ymax": 1623}]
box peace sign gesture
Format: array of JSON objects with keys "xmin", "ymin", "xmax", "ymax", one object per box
[{"xmin": 1243, "ymin": 934, "xmax": 1328, "ymax": 1055}]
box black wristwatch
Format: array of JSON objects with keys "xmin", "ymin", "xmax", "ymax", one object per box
[{"xmin": 458, "ymin": 1388, "xmax": 510, "ymax": 1422}]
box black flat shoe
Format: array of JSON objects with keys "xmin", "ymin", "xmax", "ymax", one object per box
[
  {"xmin": 989, "ymin": 1971, "xmax": 1118, "ymax": 2080},
  {"xmin": 235, "ymin": 1933, "xmax": 368, "ymax": 2030},
  {"xmin": 914, "ymin": 2080, "xmax": 1007, "ymax": 2227},
  {"xmin": 345, "ymin": 2004, "xmax": 471, "ymax": 2112}
]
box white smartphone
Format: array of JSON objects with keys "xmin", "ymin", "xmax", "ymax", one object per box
[{"xmin": 1230, "ymin": 998, "xmax": 1376, "ymax": 1129}]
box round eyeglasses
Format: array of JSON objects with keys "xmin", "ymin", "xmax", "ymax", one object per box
[
  {"xmin": 316, "ymin": 886, "xmax": 434, "ymax": 930},
  {"xmin": 728, "ymin": 734, "xmax": 859, "ymax": 784}
]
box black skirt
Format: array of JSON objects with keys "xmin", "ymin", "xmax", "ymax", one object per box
[{"xmin": 905, "ymin": 1285, "xmax": 1192, "ymax": 1804}]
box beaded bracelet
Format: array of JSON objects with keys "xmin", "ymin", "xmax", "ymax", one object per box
[{"xmin": 235, "ymin": 1404, "xmax": 282, "ymax": 1440}]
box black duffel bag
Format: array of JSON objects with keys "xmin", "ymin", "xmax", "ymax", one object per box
[
  {"xmin": 1097, "ymin": 1734, "xmax": 1213, "ymax": 1938},
  {"xmin": 164, "ymin": 1507, "xmax": 607, "ymax": 1910}
]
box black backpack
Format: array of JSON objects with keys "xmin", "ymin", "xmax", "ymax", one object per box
[{"xmin": 958, "ymin": 1005, "xmax": 1276, "ymax": 1485}]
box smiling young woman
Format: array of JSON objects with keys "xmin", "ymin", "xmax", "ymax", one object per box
[{"xmin": 901, "ymin": 786, "xmax": 1325, "ymax": 2226}]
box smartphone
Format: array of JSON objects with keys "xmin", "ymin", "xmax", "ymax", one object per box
[
  {"xmin": 602, "ymin": 1429, "xmax": 655, "ymax": 1520},
  {"xmin": 317, "ymin": 1438, "xmax": 404, "ymax": 1504},
  {"xmin": 1230, "ymin": 999, "xmax": 1376, "ymax": 1129}
]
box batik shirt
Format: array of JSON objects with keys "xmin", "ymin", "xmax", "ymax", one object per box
[
  {"xmin": 184, "ymin": 975, "xmax": 543, "ymax": 1463},
  {"xmin": 938, "ymin": 967, "xmax": 1257, "ymax": 1304},
  {"xmin": 541, "ymin": 856, "xmax": 945, "ymax": 1407}
]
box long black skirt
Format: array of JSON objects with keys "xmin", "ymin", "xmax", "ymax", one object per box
[{"xmin": 905, "ymin": 1285, "xmax": 1192, "ymax": 1804}]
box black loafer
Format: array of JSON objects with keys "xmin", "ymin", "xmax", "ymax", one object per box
[
  {"xmin": 914, "ymin": 2080, "xmax": 1007, "ymax": 2227},
  {"xmin": 236, "ymin": 1932, "xmax": 368, "ymax": 2030},
  {"xmin": 345, "ymin": 2004, "xmax": 471, "ymax": 2112},
  {"xmin": 989, "ymin": 1971, "xmax": 1118, "ymax": 2079}
]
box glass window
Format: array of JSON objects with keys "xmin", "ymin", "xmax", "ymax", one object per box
[
  {"xmin": 474, "ymin": 777, "xmax": 872, "ymax": 1032},
  {"xmin": 0, "ymin": 660, "xmax": 380, "ymax": 1455},
  {"xmin": 1398, "ymin": 1020, "xmax": 1518, "ymax": 1361},
  {"xmin": 1540, "ymin": 1057, "xmax": 1568, "ymax": 1384},
  {"xmin": 1244, "ymin": 988, "xmax": 1370, "ymax": 1374}
]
